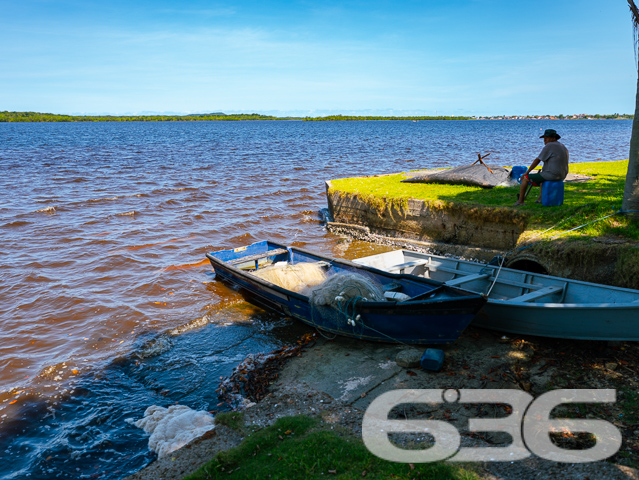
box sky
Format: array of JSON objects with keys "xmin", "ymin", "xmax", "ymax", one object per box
[{"xmin": 1, "ymin": 0, "xmax": 637, "ymax": 116}]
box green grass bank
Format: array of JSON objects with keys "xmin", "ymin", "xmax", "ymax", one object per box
[
  {"xmin": 326, "ymin": 160, "xmax": 639, "ymax": 289},
  {"xmin": 328, "ymin": 160, "xmax": 638, "ymax": 242}
]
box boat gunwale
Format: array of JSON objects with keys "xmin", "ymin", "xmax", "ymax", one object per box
[
  {"xmin": 399, "ymin": 250, "xmax": 639, "ymax": 294},
  {"xmin": 489, "ymin": 299, "xmax": 639, "ymax": 308},
  {"xmin": 206, "ymin": 243, "xmax": 483, "ymax": 308}
]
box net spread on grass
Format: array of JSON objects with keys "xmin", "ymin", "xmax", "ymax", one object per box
[{"xmin": 403, "ymin": 164, "xmax": 517, "ymax": 188}]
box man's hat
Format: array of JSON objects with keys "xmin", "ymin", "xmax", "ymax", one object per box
[{"xmin": 540, "ymin": 129, "xmax": 561, "ymax": 139}]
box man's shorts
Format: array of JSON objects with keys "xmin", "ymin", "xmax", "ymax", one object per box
[{"xmin": 524, "ymin": 173, "xmax": 545, "ymax": 186}]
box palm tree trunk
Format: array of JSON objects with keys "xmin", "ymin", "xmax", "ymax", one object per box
[
  {"xmin": 623, "ymin": 77, "xmax": 639, "ymax": 216},
  {"xmin": 625, "ymin": 0, "xmax": 639, "ymax": 218}
]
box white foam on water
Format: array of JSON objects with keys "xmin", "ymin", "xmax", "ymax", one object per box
[
  {"xmin": 35, "ymin": 206, "xmax": 56, "ymax": 214},
  {"xmin": 88, "ymin": 196, "xmax": 119, "ymax": 202},
  {"xmin": 169, "ymin": 315, "xmax": 210, "ymax": 336},
  {"xmin": 127, "ymin": 404, "xmax": 215, "ymax": 458},
  {"xmin": 136, "ymin": 335, "xmax": 174, "ymax": 359}
]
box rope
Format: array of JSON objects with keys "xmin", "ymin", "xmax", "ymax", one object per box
[
  {"xmin": 315, "ymin": 327, "xmax": 337, "ymax": 341},
  {"xmin": 519, "ymin": 204, "xmax": 593, "ymax": 245},
  {"xmin": 482, "ymin": 208, "xmax": 639, "ymax": 297},
  {"xmin": 546, "ymin": 210, "xmax": 622, "ymax": 241},
  {"xmin": 485, "ymin": 255, "xmax": 506, "ymax": 298},
  {"xmin": 333, "ymin": 285, "xmax": 412, "ymax": 346},
  {"xmin": 358, "ymin": 317, "xmax": 412, "ymax": 347},
  {"xmin": 309, "ymin": 300, "xmax": 337, "ymax": 340},
  {"xmin": 514, "ymin": 208, "xmax": 639, "ymax": 256}
]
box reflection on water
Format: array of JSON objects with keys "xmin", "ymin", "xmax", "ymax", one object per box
[{"xmin": 0, "ymin": 119, "xmax": 631, "ymax": 479}]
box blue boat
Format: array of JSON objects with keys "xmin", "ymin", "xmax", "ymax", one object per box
[{"xmin": 206, "ymin": 241, "xmax": 486, "ymax": 344}]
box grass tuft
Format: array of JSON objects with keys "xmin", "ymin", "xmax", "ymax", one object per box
[
  {"xmin": 184, "ymin": 415, "xmax": 479, "ymax": 480},
  {"xmin": 214, "ymin": 412, "xmax": 245, "ymax": 432}
]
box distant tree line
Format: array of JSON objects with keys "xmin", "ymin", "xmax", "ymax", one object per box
[
  {"xmin": 0, "ymin": 111, "xmax": 633, "ymax": 122},
  {"xmin": 0, "ymin": 111, "xmax": 286, "ymax": 122}
]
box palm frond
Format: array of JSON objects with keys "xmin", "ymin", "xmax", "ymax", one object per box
[{"xmin": 630, "ymin": 0, "xmax": 639, "ymax": 67}]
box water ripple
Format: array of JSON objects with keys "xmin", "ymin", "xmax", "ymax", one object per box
[{"xmin": 0, "ymin": 119, "xmax": 631, "ymax": 480}]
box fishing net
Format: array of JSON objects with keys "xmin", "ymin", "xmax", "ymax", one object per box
[
  {"xmin": 251, "ymin": 262, "xmax": 328, "ymax": 292},
  {"xmin": 304, "ymin": 272, "xmax": 385, "ymax": 307},
  {"xmin": 402, "ymin": 164, "xmax": 517, "ymax": 188}
]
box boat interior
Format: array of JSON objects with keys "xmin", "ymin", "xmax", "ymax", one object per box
[{"xmin": 355, "ymin": 249, "xmax": 639, "ymax": 305}]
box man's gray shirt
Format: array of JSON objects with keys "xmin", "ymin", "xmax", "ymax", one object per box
[{"xmin": 538, "ymin": 141, "xmax": 569, "ymax": 181}]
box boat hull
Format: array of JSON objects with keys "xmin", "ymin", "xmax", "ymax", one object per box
[
  {"xmin": 207, "ymin": 241, "xmax": 486, "ymax": 344},
  {"xmin": 354, "ymin": 249, "xmax": 639, "ymax": 341},
  {"xmin": 475, "ymin": 301, "xmax": 639, "ymax": 340}
]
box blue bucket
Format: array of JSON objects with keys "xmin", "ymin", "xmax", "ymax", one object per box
[
  {"xmin": 541, "ymin": 180, "xmax": 564, "ymax": 206},
  {"xmin": 421, "ymin": 348, "xmax": 445, "ymax": 372},
  {"xmin": 511, "ymin": 166, "xmax": 526, "ymax": 182}
]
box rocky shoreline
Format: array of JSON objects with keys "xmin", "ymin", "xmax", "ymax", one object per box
[{"xmin": 125, "ymin": 325, "xmax": 639, "ymax": 480}]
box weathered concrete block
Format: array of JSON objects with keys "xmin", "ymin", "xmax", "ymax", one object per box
[
  {"xmin": 395, "ymin": 348, "xmax": 422, "ymax": 368},
  {"xmin": 326, "ymin": 182, "xmax": 527, "ymax": 250}
]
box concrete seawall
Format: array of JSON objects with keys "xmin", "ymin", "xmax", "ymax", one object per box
[{"xmin": 326, "ymin": 181, "xmax": 528, "ymax": 250}]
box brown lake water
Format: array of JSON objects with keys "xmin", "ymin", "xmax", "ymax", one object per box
[{"xmin": 0, "ymin": 119, "xmax": 631, "ymax": 479}]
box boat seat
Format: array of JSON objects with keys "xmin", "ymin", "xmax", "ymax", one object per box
[
  {"xmin": 509, "ymin": 285, "xmax": 564, "ymax": 303},
  {"xmin": 228, "ymin": 248, "xmax": 288, "ymax": 266},
  {"xmin": 444, "ymin": 273, "xmax": 489, "ymax": 287},
  {"xmin": 427, "ymin": 263, "xmax": 551, "ymax": 291},
  {"xmin": 423, "ymin": 263, "xmax": 466, "ymax": 273},
  {"xmin": 387, "ymin": 260, "xmax": 428, "ymax": 273},
  {"xmin": 383, "ymin": 282, "xmax": 403, "ymax": 292},
  {"xmin": 424, "ymin": 263, "xmax": 489, "ymax": 277}
]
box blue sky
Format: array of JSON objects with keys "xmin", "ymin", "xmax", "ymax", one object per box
[{"xmin": 1, "ymin": 0, "xmax": 637, "ymax": 116}]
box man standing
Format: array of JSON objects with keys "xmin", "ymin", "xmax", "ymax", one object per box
[{"xmin": 515, "ymin": 129, "xmax": 569, "ymax": 205}]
